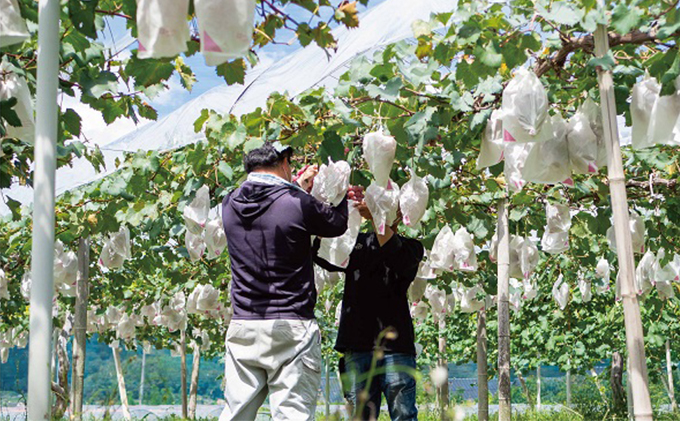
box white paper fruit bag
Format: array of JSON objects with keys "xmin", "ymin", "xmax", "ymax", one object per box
[
  {"xmin": 194, "ymin": 0, "xmax": 256, "ymax": 66},
  {"xmin": 204, "ymin": 218, "xmax": 227, "ymax": 260},
  {"xmin": 546, "ymin": 203, "xmax": 571, "ymax": 232},
  {"xmin": 523, "ymin": 114, "xmax": 570, "ymax": 185},
  {"xmin": 317, "ymin": 201, "xmax": 361, "ymax": 268},
  {"xmin": 452, "ymin": 227, "xmax": 477, "ymax": 272},
  {"xmin": 0, "ymin": 62, "xmax": 34, "ymax": 144},
  {"xmin": 408, "ymin": 277, "xmax": 427, "ymax": 302},
  {"xmin": 430, "ymin": 225, "xmax": 455, "ymax": 272},
  {"xmin": 311, "ymin": 159, "xmax": 351, "ymax": 207},
  {"xmin": 0, "ymin": 269, "xmax": 7, "ymax": 300},
  {"xmin": 552, "ymin": 274, "xmax": 569, "ymax": 310},
  {"xmin": 606, "ymin": 211, "xmax": 645, "ymax": 255},
  {"xmin": 184, "ymin": 185, "xmax": 210, "ymax": 235},
  {"xmin": 635, "ymin": 251, "xmax": 656, "ymax": 296},
  {"xmin": 363, "ymin": 129, "xmax": 396, "ymax": 187},
  {"xmin": 100, "ymin": 226, "xmax": 131, "ymax": 269},
  {"xmin": 519, "ymin": 239, "xmax": 539, "ymax": 279},
  {"xmin": 504, "ymin": 143, "xmax": 532, "ymax": 193},
  {"xmin": 630, "ymin": 75, "xmax": 660, "ymax": 149},
  {"xmin": 595, "ymin": 258, "xmax": 611, "ymax": 294},
  {"xmin": 567, "ymin": 111, "xmax": 599, "ymax": 174},
  {"xmin": 477, "ymin": 109, "xmax": 505, "ymax": 170},
  {"xmin": 54, "ymin": 241, "xmax": 78, "ymax": 295},
  {"xmin": 136, "ymin": 0, "xmax": 190, "ymax": 59},
  {"xmin": 578, "ymin": 276, "xmax": 592, "ymax": 303},
  {"xmin": 0, "ymin": 0, "xmax": 30, "ymax": 48},
  {"xmin": 185, "ymin": 230, "xmax": 206, "ymax": 263},
  {"xmin": 365, "ymin": 180, "xmax": 400, "ymax": 235},
  {"xmin": 399, "ymin": 169, "xmax": 428, "ymax": 228},
  {"xmin": 460, "ymin": 286, "xmax": 485, "ymax": 313},
  {"xmin": 501, "ymin": 68, "xmax": 552, "ymax": 143}
]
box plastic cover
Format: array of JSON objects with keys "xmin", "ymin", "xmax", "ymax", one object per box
[
  {"xmin": 363, "ymin": 129, "xmax": 396, "ymax": 187},
  {"xmin": 136, "ymin": 0, "xmax": 190, "ymax": 59},
  {"xmin": 194, "ymin": 0, "xmax": 256, "ymax": 66}
]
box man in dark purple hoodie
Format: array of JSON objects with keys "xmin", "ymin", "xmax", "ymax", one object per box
[{"xmin": 219, "ymin": 142, "xmax": 356, "ymax": 420}]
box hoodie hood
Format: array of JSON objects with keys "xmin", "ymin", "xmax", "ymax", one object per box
[{"xmin": 226, "ymin": 181, "xmax": 291, "ymax": 220}]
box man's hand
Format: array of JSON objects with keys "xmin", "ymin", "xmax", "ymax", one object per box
[
  {"xmin": 354, "ymin": 200, "xmax": 372, "ymax": 220},
  {"xmin": 295, "ymin": 165, "xmax": 318, "ymax": 193},
  {"xmin": 390, "ymin": 208, "xmax": 402, "ymax": 232},
  {"xmin": 347, "ymin": 185, "xmax": 365, "ymax": 202}
]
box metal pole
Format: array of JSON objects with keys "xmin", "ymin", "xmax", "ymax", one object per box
[
  {"xmin": 27, "ymin": 0, "xmax": 61, "ymax": 418},
  {"xmin": 593, "ymin": 6, "xmax": 653, "ymax": 419},
  {"xmin": 497, "ymin": 198, "xmax": 511, "ymax": 421}
]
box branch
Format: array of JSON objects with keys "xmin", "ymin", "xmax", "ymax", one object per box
[
  {"xmin": 95, "ymin": 9, "xmax": 132, "ymax": 20},
  {"xmin": 352, "ymin": 96, "xmax": 415, "ymax": 116},
  {"xmin": 261, "ymin": 0, "xmax": 300, "ymax": 26},
  {"xmin": 625, "ymin": 177, "xmax": 678, "ymax": 189},
  {"xmin": 534, "ymin": 27, "xmax": 676, "ymax": 78}
]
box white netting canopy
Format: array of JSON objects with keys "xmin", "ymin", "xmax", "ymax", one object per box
[{"xmin": 0, "ymin": 0, "xmax": 457, "ymax": 215}]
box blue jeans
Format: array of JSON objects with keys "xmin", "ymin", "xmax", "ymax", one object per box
[{"xmin": 342, "ymin": 352, "xmax": 417, "ymax": 421}]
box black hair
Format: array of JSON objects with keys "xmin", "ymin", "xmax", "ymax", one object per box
[{"xmin": 243, "ymin": 142, "xmax": 293, "ymax": 173}]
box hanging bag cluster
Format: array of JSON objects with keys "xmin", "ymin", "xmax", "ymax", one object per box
[{"xmin": 136, "ymin": 0, "xmax": 255, "ymax": 65}]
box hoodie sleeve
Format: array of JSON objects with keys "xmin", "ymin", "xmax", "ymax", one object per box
[{"xmin": 302, "ymin": 194, "xmax": 349, "ymax": 238}]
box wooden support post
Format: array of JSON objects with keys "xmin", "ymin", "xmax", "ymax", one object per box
[
  {"xmin": 181, "ymin": 331, "xmax": 188, "ymax": 419},
  {"xmin": 112, "ymin": 346, "xmax": 131, "ymax": 420},
  {"xmin": 667, "ymin": 339, "xmax": 678, "ymax": 411},
  {"xmin": 497, "ymin": 198, "xmax": 511, "ymax": 421},
  {"xmin": 188, "ymin": 340, "xmax": 201, "ymax": 419},
  {"xmin": 70, "ymin": 238, "xmax": 89, "ymax": 420},
  {"xmin": 437, "ymin": 318, "xmax": 449, "ymax": 421},
  {"xmin": 537, "ymin": 364, "xmax": 542, "ymax": 411},
  {"xmin": 477, "ymin": 307, "xmax": 489, "ymax": 421},
  {"xmin": 593, "ymin": 7, "xmax": 653, "ymax": 419}
]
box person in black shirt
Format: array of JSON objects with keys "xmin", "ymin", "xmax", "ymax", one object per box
[{"xmin": 315, "ymin": 201, "xmax": 424, "ymax": 421}]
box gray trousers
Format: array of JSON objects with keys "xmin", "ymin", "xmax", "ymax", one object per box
[{"xmin": 220, "ymin": 319, "xmax": 322, "ymax": 421}]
